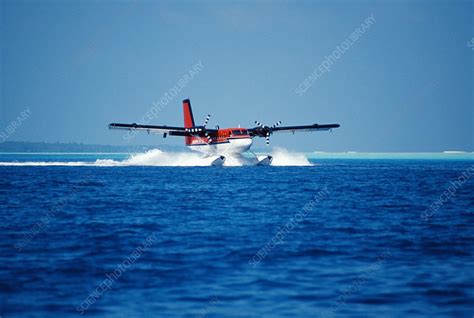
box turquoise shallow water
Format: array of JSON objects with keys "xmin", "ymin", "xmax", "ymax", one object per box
[
  {"xmin": 308, "ymin": 152, "xmax": 474, "ymax": 160},
  {"xmin": 0, "ymin": 152, "xmax": 473, "ymax": 317},
  {"xmin": 0, "ymin": 151, "xmax": 472, "ymax": 163}
]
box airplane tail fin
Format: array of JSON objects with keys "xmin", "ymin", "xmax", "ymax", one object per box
[
  {"xmin": 183, "ymin": 99, "xmax": 195, "ymax": 128},
  {"xmin": 183, "ymin": 99, "xmax": 196, "ymax": 146}
]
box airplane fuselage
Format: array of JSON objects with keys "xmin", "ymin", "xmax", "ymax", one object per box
[{"xmin": 186, "ymin": 128, "xmax": 253, "ymax": 155}]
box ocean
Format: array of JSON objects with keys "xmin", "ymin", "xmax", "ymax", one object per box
[{"xmin": 0, "ymin": 150, "xmax": 473, "ymax": 317}]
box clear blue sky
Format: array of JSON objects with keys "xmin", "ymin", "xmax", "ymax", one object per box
[{"xmin": 1, "ymin": 0, "xmax": 472, "ymax": 152}]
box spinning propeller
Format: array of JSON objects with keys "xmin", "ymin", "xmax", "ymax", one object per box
[
  {"xmin": 203, "ymin": 114, "xmax": 212, "ymax": 143},
  {"xmin": 184, "ymin": 114, "xmax": 213, "ymax": 143},
  {"xmin": 203, "ymin": 114, "xmax": 211, "ymax": 128},
  {"xmin": 254, "ymin": 120, "xmax": 282, "ymax": 145}
]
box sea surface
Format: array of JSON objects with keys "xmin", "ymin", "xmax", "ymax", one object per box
[{"xmin": 0, "ymin": 151, "xmax": 473, "ymax": 317}]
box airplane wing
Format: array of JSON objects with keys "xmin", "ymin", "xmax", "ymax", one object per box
[
  {"xmin": 108, "ymin": 123, "xmax": 217, "ymax": 136},
  {"xmin": 248, "ymin": 123, "xmax": 340, "ymax": 137}
]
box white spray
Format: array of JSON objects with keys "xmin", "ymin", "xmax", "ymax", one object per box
[{"xmin": 0, "ymin": 148, "xmax": 312, "ymax": 167}]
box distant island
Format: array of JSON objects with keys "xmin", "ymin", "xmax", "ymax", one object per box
[{"xmin": 0, "ymin": 141, "xmax": 182, "ymax": 153}]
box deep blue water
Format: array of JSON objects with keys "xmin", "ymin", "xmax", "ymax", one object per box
[{"xmin": 0, "ymin": 155, "xmax": 473, "ymax": 317}]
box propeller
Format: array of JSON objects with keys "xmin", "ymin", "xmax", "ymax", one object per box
[
  {"xmin": 203, "ymin": 114, "xmax": 212, "ymax": 143},
  {"xmin": 254, "ymin": 120, "xmax": 282, "ymax": 146},
  {"xmin": 185, "ymin": 114, "xmax": 213, "ymax": 144},
  {"xmin": 204, "ymin": 131, "xmax": 212, "ymax": 143},
  {"xmin": 203, "ymin": 114, "xmax": 211, "ymax": 128}
]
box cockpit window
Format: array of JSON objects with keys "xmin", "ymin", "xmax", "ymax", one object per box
[{"xmin": 232, "ymin": 130, "xmax": 248, "ymax": 136}]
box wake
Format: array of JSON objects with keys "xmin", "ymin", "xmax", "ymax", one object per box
[{"xmin": 0, "ymin": 148, "xmax": 312, "ymax": 167}]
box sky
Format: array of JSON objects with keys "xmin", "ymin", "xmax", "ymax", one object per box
[{"xmin": 1, "ymin": 0, "xmax": 472, "ymax": 152}]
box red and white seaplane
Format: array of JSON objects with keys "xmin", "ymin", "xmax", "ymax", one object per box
[{"xmin": 109, "ymin": 99, "xmax": 340, "ymax": 165}]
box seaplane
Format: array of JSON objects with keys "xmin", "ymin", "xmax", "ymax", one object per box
[{"xmin": 109, "ymin": 99, "xmax": 340, "ymax": 166}]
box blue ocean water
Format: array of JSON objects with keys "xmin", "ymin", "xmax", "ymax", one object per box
[{"xmin": 0, "ymin": 153, "xmax": 473, "ymax": 317}]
